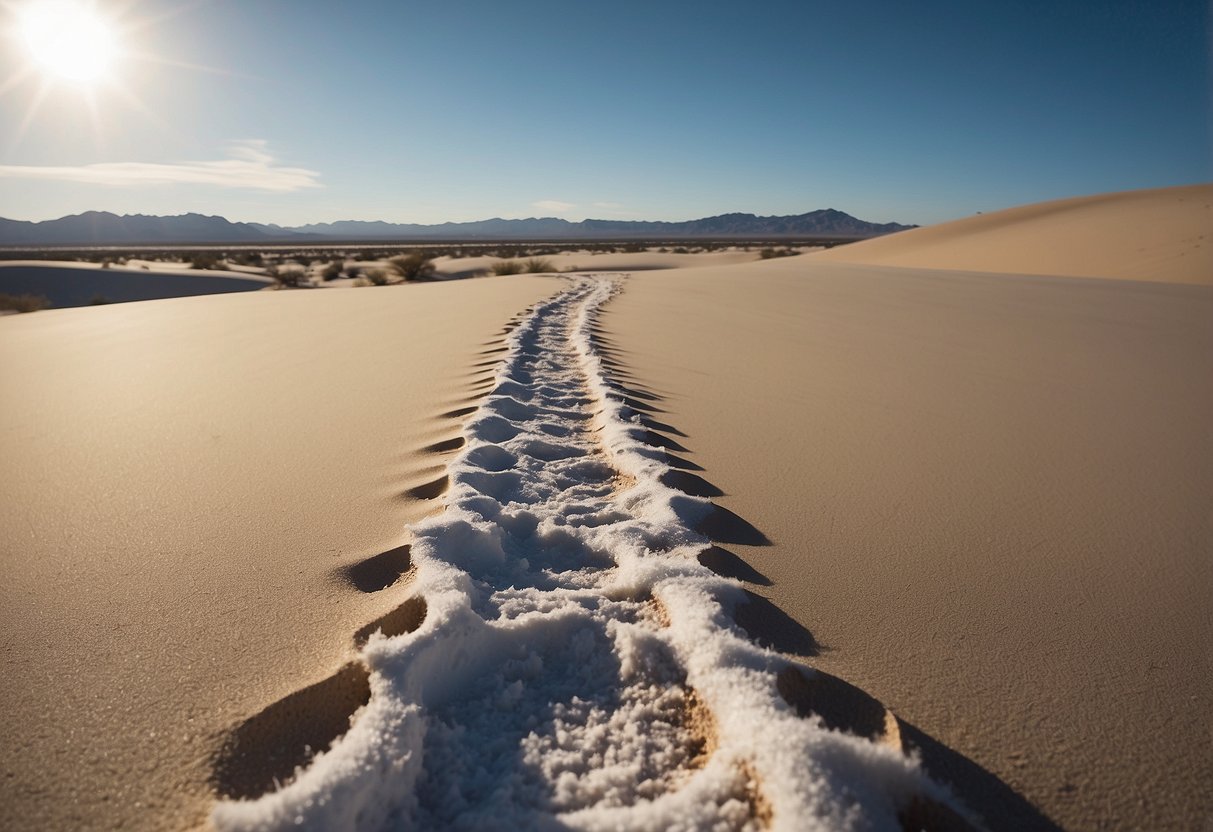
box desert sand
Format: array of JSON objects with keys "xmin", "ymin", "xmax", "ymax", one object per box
[
  {"xmin": 815, "ymin": 183, "xmax": 1213, "ymax": 284},
  {"xmin": 2, "ymin": 186, "xmax": 1210, "ymax": 830},
  {"xmin": 598, "ymin": 204, "xmax": 1212, "ymax": 826},
  {"xmin": 0, "ymin": 275, "xmax": 560, "ymax": 830},
  {"xmin": 430, "ymin": 247, "xmax": 768, "ymax": 279}
]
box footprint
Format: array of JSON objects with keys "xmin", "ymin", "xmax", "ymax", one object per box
[
  {"xmin": 485, "ymin": 396, "xmax": 536, "ymax": 422},
  {"xmin": 211, "ymin": 662, "xmax": 371, "ymax": 800},
  {"xmin": 734, "ymin": 591, "xmax": 818, "ymax": 656},
  {"xmin": 404, "ymin": 474, "xmax": 449, "ymax": 501},
  {"xmin": 354, "ymin": 595, "xmax": 428, "ymax": 645},
  {"xmin": 467, "ymin": 415, "xmax": 522, "ymax": 444},
  {"xmin": 423, "ymin": 436, "xmax": 465, "ymax": 454},
  {"xmin": 696, "ymin": 505, "xmax": 772, "ymax": 546},
  {"xmin": 775, "ymin": 665, "xmax": 898, "ymax": 748},
  {"xmin": 696, "ymin": 546, "xmax": 771, "ymax": 586},
  {"xmin": 465, "ymin": 444, "xmax": 519, "ymax": 472},
  {"xmin": 336, "ymin": 544, "xmax": 412, "ymax": 593},
  {"xmin": 517, "ymin": 437, "xmax": 586, "ymax": 462},
  {"xmin": 659, "ymin": 469, "xmax": 724, "ymax": 498}
]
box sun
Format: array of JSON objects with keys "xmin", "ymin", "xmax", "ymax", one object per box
[{"xmin": 19, "ymin": 1, "xmax": 119, "ymax": 86}]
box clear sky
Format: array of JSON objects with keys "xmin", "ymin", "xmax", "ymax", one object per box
[{"xmin": 0, "ymin": 0, "xmax": 1209, "ymax": 226}]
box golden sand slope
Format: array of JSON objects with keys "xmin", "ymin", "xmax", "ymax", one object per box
[
  {"xmin": 0, "ymin": 276, "xmax": 560, "ymax": 831},
  {"xmin": 600, "ymin": 257, "xmax": 1213, "ymax": 830},
  {"xmin": 814, "ymin": 184, "xmax": 1213, "ymax": 284}
]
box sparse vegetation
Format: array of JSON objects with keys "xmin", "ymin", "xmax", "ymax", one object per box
[
  {"xmin": 190, "ymin": 253, "xmax": 221, "ymax": 270},
  {"xmin": 0, "ymin": 293, "xmax": 51, "ymax": 313},
  {"xmin": 270, "ymin": 265, "xmax": 308, "ymax": 287},
  {"xmin": 321, "ymin": 260, "xmax": 344, "ymax": 281},
  {"xmin": 759, "ymin": 247, "xmax": 797, "ymax": 259},
  {"xmin": 366, "ymin": 268, "xmax": 390, "ymax": 286},
  {"xmin": 228, "ymin": 251, "xmax": 264, "ymax": 267},
  {"xmin": 388, "ymin": 252, "xmax": 435, "ymax": 281},
  {"xmin": 491, "ymin": 260, "xmax": 524, "ymax": 276},
  {"xmin": 522, "ymin": 257, "xmax": 555, "ymax": 273}
]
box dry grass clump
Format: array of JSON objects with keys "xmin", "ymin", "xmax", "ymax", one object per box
[
  {"xmin": 269, "ymin": 265, "xmax": 308, "ymax": 288},
  {"xmin": 522, "ymin": 257, "xmax": 555, "ymax": 273},
  {"xmin": 491, "ymin": 260, "xmax": 524, "ymax": 276},
  {"xmin": 321, "ymin": 260, "xmax": 344, "ymax": 281},
  {"xmin": 388, "ymin": 253, "xmax": 436, "ymax": 281}
]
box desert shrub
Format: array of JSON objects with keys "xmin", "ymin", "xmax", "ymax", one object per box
[
  {"xmin": 351, "ymin": 275, "xmax": 372, "ymax": 287},
  {"xmin": 522, "ymin": 257, "xmax": 555, "ymax": 273},
  {"xmin": 321, "ymin": 260, "xmax": 344, "ymax": 281},
  {"xmin": 191, "ymin": 253, "xmax": 220, "ymax": 270},
  {"xmin": 491, "ymin": 260, "xmax": 524, "ymax": 276},
  {"xmin": 89, "ymin": 295, "xmax": 113, "ymax": 305},
  {"xmin": 272, "ymin": 265, "xmax": 308, "ymax": 287},
  {"xmin": 0, "ymin": 293, "xmax": 51, "ymax": 312},
  {"xmin": 389, "ymin": 253, "xmax": 435, "ymax": 282},
  {"xmin": 759, "ymin": 248, "xmax": 797, "ymax": 260},
  {"xmin": 366, "ymin": 268, "xmax": 390, "ymax": 286}
]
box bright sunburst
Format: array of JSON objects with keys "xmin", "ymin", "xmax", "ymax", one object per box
[{"xmin": 19, "ymin": 1, "xmax": 119, "ymax": 86}]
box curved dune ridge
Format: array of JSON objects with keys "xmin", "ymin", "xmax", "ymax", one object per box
[
  {"xmin": 211, "ymin": 275, "xmax": 974, "ymax": 831},
  {"xmin": 0, "ymin": 260, "xmax": 272, "ymax": 307},
  {"xmin": 813, "ymin": 183, "xmax": 1213, "ymax": 284}
]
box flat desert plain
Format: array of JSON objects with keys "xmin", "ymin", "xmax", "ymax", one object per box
[{"xmin": 1, "ymin": 184, "xmax": 1209, "ymax": 830}]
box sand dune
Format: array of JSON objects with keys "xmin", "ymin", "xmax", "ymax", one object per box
[
  {"xmin": 3, "ymin": 188, "xmax": 1210, "ymax": 830},
  {"xmin": 814, "ymin": 184, "xmax": 1213, "ymax": 284},
  {"xmin": 0, "ymin": 260, "xmax": 272, "ymax": 308},
  {"xmin": 600, "ymin": 255, "xmax": 1213, "ymax": 829},
  {"xmin": 0, "ymin": 276, "xmax": 560, "ymax": 830}
]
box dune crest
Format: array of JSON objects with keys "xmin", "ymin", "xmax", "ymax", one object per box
[{"xmin": 814, "ymin": 184, "xmax": 1213, "ymax": 284}]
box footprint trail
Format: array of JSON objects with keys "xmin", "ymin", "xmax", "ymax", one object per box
[{"xmin": 213, "ymin": 275, "xmax": 973, "ymax": 831}]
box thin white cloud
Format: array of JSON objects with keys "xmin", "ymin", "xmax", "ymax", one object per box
[
  {"xmin": 532, "ymin": 199, "xmax": 575, "ymax": 213},
  {"xmin": 0, "ymin": 140, "xmax": 321, "ymax": 192}
]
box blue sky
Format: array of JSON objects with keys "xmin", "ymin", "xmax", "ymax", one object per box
[{"xmin": 0, "ymin": 0, "xmax": 1209, "ymax": 226}]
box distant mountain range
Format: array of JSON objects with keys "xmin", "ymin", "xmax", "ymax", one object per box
[{"xmin": 0, "ymin": 209, "xmax": 915, "ymax": 246}]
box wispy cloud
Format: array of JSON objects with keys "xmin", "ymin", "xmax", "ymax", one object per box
[
  {"xmin": 0, "ymin": 140, "xmax": 321, "ymax": 191},
  {"xmin": 532, "ymin": 199, "xmax": 574, "ymax": 213}
]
